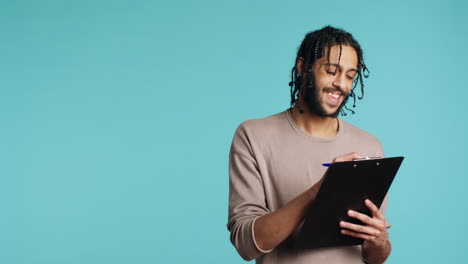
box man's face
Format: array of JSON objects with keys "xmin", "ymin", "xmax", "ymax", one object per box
[{"xmin": 302, "ymin": 45, "xmax": 358, "ymax": 117}]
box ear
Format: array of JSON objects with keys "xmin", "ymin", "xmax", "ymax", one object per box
[{"xmin": 296, "ymin": 57, "xmax": 304, "ymax": 74}]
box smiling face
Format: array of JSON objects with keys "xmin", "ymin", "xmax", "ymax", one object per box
[{"xmin": 302, "ymin": 45, "xmax": 358, "ymax": 117}]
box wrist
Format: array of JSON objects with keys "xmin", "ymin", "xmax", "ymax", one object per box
[
  {"xmin": 363, "ymin": 238, "xmax": 391, "ymax": 264},
  {"xmin": 307, "ymin": 182, "xmax": 322, "ymax": 201},
  {"xmin": 366, "ymin": 237, "xmax": 388, "ymax": 249}
]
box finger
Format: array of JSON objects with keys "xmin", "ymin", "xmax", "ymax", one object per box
[
  {"xmin": 333, "ymin": 152, "xmax": 363, "ymax": 163},
  {"xmin": 365, "ymin": 199, "xmax": 384, "ymax": 220},
  {"xmin": 340, "ymin": 221, "xmax": 381, "ymax": 237},
  {"xmin": 347, "ymin": 210, "xmax": 375, "ymax": 226},
  {"xmin": 347, "ymin": 210, "xmax": 384, "ymax": 230},
  {"xmin": 341, "ymin": 229, "xmax": 375, "ymax": 241}
]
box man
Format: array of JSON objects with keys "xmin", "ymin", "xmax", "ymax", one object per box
[{"xmin": 227, "ymin": 26, "xmax": 391, "ymax": 263}]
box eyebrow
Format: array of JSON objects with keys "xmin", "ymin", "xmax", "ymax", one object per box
[{"xmin": 324, "ymin": 63, "xmax": 358, "ymax": 72}]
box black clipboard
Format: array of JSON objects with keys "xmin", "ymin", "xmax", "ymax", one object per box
[{"xmin": 296, "ymin": 156, "xmax": 404, "ymax": 249}]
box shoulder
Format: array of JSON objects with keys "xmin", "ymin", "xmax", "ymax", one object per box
[
  {"xmin": 340, "ymin": 119, "xmax": 379, "ymax": 140},
  {"xmin": 340, "ymin": 119, "xmax": 384, "ymax": 154},
  {"xmin": 230, "ymin": 110, "xmax": 288, "ymax": 155},
  {"xmin": 236, "ymin": 111, "xmax": 287, "ymax": 135}
]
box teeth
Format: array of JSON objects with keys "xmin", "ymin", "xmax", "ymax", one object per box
[{"xmin": 329, "ymin": 93, "xmax": 340, "ymax": 99}]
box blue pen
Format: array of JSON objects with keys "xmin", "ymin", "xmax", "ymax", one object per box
[{"xmin": 322, "ymin": 163, "xmax": 332, "ymax": 167}]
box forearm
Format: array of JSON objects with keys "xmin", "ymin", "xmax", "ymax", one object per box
[
  {"xmin": 253, "ymin": 185, "xmax": 318, "ymax": 251},
  {"xmin": 363, "ymin": 239, "xmax": 391, "ymax": 264}
]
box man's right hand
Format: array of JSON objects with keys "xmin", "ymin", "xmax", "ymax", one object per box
[
  {"xmin": 332, "ymin": 152, "xmax": 363, "ymax": 163},
  {"xmin": 253, "ymin": 152, "xmax": 364, "ymax": 254},
  {"xmin": 311, "ymin": 152, "xmax": 364, "ymax": 201}
]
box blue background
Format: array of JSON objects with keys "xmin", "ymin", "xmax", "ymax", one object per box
[{"xmin": 1, "ymin": 0, "xmax": 466, "ymax": 263}]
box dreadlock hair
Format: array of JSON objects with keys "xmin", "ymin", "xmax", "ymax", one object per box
[{"xmin": 289, "ymin": 26, "xmax": 370, "ymax": 116}]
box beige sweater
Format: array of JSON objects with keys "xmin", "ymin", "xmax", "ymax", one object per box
[{"xmin": 228, "ymin": 110, "xmax": 387, "ymax": 263}]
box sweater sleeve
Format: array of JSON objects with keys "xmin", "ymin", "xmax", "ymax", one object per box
[{"xmin": 227, "ymin": 123, "xmax": 271, "ymax": 261}]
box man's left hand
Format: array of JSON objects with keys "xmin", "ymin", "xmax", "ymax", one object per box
[{"xmin": 339, "ymin": 199, "xmax": 388, "ymax": 248}]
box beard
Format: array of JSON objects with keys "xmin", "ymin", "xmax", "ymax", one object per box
[{"xmin": 302, "ymin": 75, "xmax": 349, "ymax": 118}]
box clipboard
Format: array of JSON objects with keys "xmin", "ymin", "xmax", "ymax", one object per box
[{"xmin": 296, "ymin": 156, "xmax": 404, "ymax": 249}]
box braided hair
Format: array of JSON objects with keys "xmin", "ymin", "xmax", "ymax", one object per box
[{"xmin": 289, "ymin": 26, "xmax": 369, "ymax": 116}]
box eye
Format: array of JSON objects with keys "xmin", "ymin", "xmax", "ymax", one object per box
[
  {"xmin": 325, "ymin": 65, "xmax": 338, "ymax": 75},
  {"xmin": 347, "ymin": 72, "xmax": 357, "ymax": 80}
]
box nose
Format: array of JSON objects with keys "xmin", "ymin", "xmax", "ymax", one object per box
[{"xmin": 332, "ymin": 73, "xmax": 347, "ymax": 90}]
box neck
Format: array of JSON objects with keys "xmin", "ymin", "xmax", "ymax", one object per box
[{"xmin": 289, "ymin": 106, "xmax": 339, "ymax": 138}]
